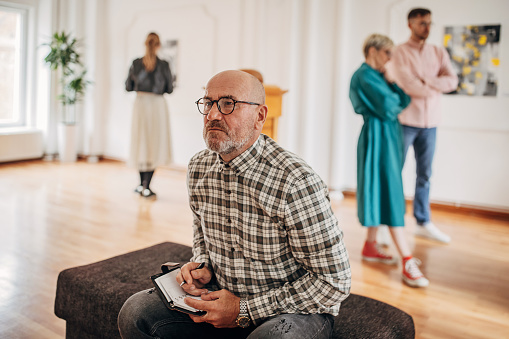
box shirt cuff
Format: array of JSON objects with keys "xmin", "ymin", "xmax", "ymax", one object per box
[{"xmin": 247, "ymin": 292, "xmax": 280, "ymax": 325}]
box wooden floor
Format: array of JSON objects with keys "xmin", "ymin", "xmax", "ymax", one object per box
[{"xmin": 0, "ymin": 159, "xmax": 508, "ymax": 339}]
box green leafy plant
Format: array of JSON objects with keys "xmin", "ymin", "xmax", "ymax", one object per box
[{"xmin": 43, "ymin": 31, "xmax": 90, "ymax": 124}]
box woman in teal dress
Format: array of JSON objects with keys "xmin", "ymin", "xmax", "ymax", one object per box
[{"xmin": 349, "ymin": 34, "xmax": 429, "ymax": 287}]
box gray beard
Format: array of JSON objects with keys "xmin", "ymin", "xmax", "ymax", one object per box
[{"xmin": 205, "ymin": 133, "xmax": 251, "ymax": 155}]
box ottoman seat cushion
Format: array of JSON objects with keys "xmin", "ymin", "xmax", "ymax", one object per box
[{"xmin": 55, "ymin": 242, "xmax": 414, "ymax": 338}]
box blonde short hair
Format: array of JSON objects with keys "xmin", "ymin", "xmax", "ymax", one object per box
[{"xmin": 363, "ymin": 34, "xmax": 394, "ymax": 58}]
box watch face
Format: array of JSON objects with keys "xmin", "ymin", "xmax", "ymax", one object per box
[{"xmin": 237, "ymin": 316, "xmax": 250, "ymax": 328}]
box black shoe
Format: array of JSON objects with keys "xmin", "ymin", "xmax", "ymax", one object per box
[
  {"xmin": 141, "ymin": 188, "xmax": 157, "ymax": 199},
  {"xmin": 134, "ymin": 185, "xmax": 143, "ymax": 194}
]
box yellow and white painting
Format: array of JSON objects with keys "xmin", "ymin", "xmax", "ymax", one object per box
[{"xmin": 444, "ymin": 25, "xmax": 500, "ymax": 96}]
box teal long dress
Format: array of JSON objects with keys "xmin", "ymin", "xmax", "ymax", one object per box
[{"xmin": 349, "ymin": 63, "xmax": 411, "ymax": 227}]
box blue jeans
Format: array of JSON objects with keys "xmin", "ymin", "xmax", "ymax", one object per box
[
  {"xmin": 118, "ymin": 289, "xmax": 335, "ymax": 339},
  {"xmin": 402, "ymin": 125, "xmax": 437, "ymax": 225}
]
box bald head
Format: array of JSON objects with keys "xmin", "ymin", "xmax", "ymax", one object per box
[{"xmin": 205, "ymin": 70, "xmax": 265, "ymax": 105}]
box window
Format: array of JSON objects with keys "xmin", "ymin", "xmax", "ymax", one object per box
[{"xmin": 0, "ymin": 5, "xmax": 27, "ymax": 127}]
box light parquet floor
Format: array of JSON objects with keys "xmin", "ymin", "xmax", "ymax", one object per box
[{"xmin": 0, "ymin": 159, "xmax": 508, "ymax": 338}]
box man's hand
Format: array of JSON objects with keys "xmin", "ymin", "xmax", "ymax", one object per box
[
  {"xmin": 177, "ymin": 263, "xmax": 212, "ymax": 296},
  {"xmin": 185, "ymin": 289, "xmax": 240, "ymax": 328}
]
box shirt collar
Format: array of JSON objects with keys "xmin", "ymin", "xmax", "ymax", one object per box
[{"xmin": 218, "ymin": 135, "xmax": 264, "ymax": 174}]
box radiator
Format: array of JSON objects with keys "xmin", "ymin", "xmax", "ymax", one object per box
[{"xmin": 0, "ymin": 128, "xmax": 44, "ymax": 163}]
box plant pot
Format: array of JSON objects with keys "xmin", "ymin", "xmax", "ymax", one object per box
[{"xmin": 58, "ymin": 123, "xmax": 78, "ymax": 162}]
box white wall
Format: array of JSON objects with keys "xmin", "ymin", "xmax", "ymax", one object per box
[
  {"xmin": 105, "ymin": 0, "xmax": 224, "ymax": 163},
  {"xmin": 27, "ymin": 0, "xmax": 509, "ymax": 210}
]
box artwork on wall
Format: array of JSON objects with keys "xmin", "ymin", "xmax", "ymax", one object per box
[
  {"xmin": 444, "ymin": 24, "xmax": 501, "ymax": 96},
  {"xmin": 161, "ymin": 39, "xmax": 179, "ymax": 88}
]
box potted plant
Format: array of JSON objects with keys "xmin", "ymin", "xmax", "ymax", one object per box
[{"xmin": 43, "ymin": 31, "xmax": 90, "ymax": 162}]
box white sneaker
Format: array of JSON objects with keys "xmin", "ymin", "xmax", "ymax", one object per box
[
  {"xmin": 376, "ymin": 226, "xmax": 392, "ymax": 246},
  {"xmin": 415, "ymin": 222, "xmax": 451, "ymax": 244},
  {"xmin": 402, "ymin": 258, "xmax": 429, "ymax": 287}
]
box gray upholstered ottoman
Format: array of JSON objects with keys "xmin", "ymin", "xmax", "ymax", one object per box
[{"xmin": 55, "ymin": 242, "xmax": 414, "ymax": 338}]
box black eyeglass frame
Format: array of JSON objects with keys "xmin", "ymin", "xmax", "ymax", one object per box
[{"xmin": 195, "ymin": 97, "xmax": 261, "ymax": 115}]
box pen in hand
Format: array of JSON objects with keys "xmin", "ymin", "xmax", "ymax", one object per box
[{"xmin": 180, "ymin": 262, "xmax": 205, "ymax": 287}]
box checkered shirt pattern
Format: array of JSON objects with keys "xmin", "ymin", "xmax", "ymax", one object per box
[{"xmin": 187, "ymin": 134, "xmax": 351, "ymax": 325}]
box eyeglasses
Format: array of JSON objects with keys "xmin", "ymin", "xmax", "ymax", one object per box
[
  {"xmin": 195, "ymin": 97, "xmax": 261, "ymax": 115},
  {"xmin": 413, "ymin": 21, "xmax": 433, "ymax": 28}
]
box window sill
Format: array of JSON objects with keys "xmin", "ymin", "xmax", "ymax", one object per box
[{"xmin": 0, "ymin": 127, "xmax": 42, "ymax": 136}]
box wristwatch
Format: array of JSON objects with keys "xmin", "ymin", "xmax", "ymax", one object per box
[{"xmin": 236, "ymin": 298, "xmax": 251, "ymax": 328}]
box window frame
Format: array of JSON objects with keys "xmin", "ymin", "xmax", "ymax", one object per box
[{"xmin": 0, "ymin": 3, "xmax": 29, "ymax": 128}]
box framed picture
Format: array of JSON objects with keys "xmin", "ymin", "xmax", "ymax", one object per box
[
  {"xmin": 444, "ymin": 24, "xmax": 501, "ymax": 96},
  {"xmin": 161, "ymin": 39, "xmax": 179, "ymax": 88}
]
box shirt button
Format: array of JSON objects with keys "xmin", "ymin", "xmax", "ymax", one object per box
[
  {"xmin": 233, "ymin": 278, "xmax": 238, "ymax": 283},
  {"xmin": 226, "ymin": 190, "xmax": 232, "ymax": 194},
  {"xmin": 227, "ymin": 219, "xmax": 232, "ymax": 223},
  {"xmin": 231, "ymin": 248, "xmax": 235, "ymax": 252}
]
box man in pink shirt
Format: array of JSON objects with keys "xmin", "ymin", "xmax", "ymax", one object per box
[{"xmin": 388, "ymin": 8, "xmax": 458, "ymax": 244}]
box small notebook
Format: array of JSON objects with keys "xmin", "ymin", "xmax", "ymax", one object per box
[{"xmin": 150, "ymin": 263, "xmax": 206, "ymax": 316}]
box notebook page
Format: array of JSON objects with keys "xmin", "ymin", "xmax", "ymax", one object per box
[{"xmin": 154, "ymin": 269, "xmax": 203, "ymax": 313}]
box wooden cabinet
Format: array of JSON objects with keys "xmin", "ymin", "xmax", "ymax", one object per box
[
  {"xmin": 262, "ymin": 85, "xmax": 288, "ymax": 141},
  {"xmin": 239, "ymin": 69, "xmax": 287, "ymax": 141}
]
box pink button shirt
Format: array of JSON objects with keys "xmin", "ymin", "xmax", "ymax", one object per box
[{"xmin": 387, "ymin": 39, "xmax": 458, "ymax": 128}]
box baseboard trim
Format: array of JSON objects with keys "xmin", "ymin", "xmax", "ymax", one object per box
[{"xmin": 341, "ymin": 189, "xmax": 509, "ymax": 221}]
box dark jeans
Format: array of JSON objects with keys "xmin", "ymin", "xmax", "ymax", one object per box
[
  {"xmin": 118, "ymin": 289, "xmax": 335, "ymax": 339},
  {"xmin": 402, "ymin": 125, "xmax": 437, "ymax": 224}
]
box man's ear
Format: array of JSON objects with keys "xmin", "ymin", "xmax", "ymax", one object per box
[{"xmin": 256, "ymin": 105, "xmax": 268, "ymax": 129}]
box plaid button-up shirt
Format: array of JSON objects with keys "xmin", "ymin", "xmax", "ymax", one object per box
[{"xmin": 187, "ymin": 135, "xmax": 351, "ymax": 324}]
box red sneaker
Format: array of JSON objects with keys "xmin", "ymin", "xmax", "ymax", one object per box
[
  {"xmin": 402, "ymin": 257, "xmax": 429, "ymax": 287},
  {"xmin": 362, "ymin": 241, "xmax": 397, "ymax": 265}
]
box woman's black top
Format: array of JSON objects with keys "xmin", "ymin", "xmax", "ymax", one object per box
[{"xmin": 125, "ymin": 57, "xmax": 173, "ymax": 95}]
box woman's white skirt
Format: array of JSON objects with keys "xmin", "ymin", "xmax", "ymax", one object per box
[{"xmin": 128, "ymin": 92, "xmax": 172, "ymax": 171}]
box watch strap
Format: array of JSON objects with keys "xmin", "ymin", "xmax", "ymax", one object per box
[
  {"xmin": 236, "ymin": 298, "xmax": 251, "ymax": 328},
  {"xmin": 239, "ymin": 298, "xmax": 248, "ymax": 315}
]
